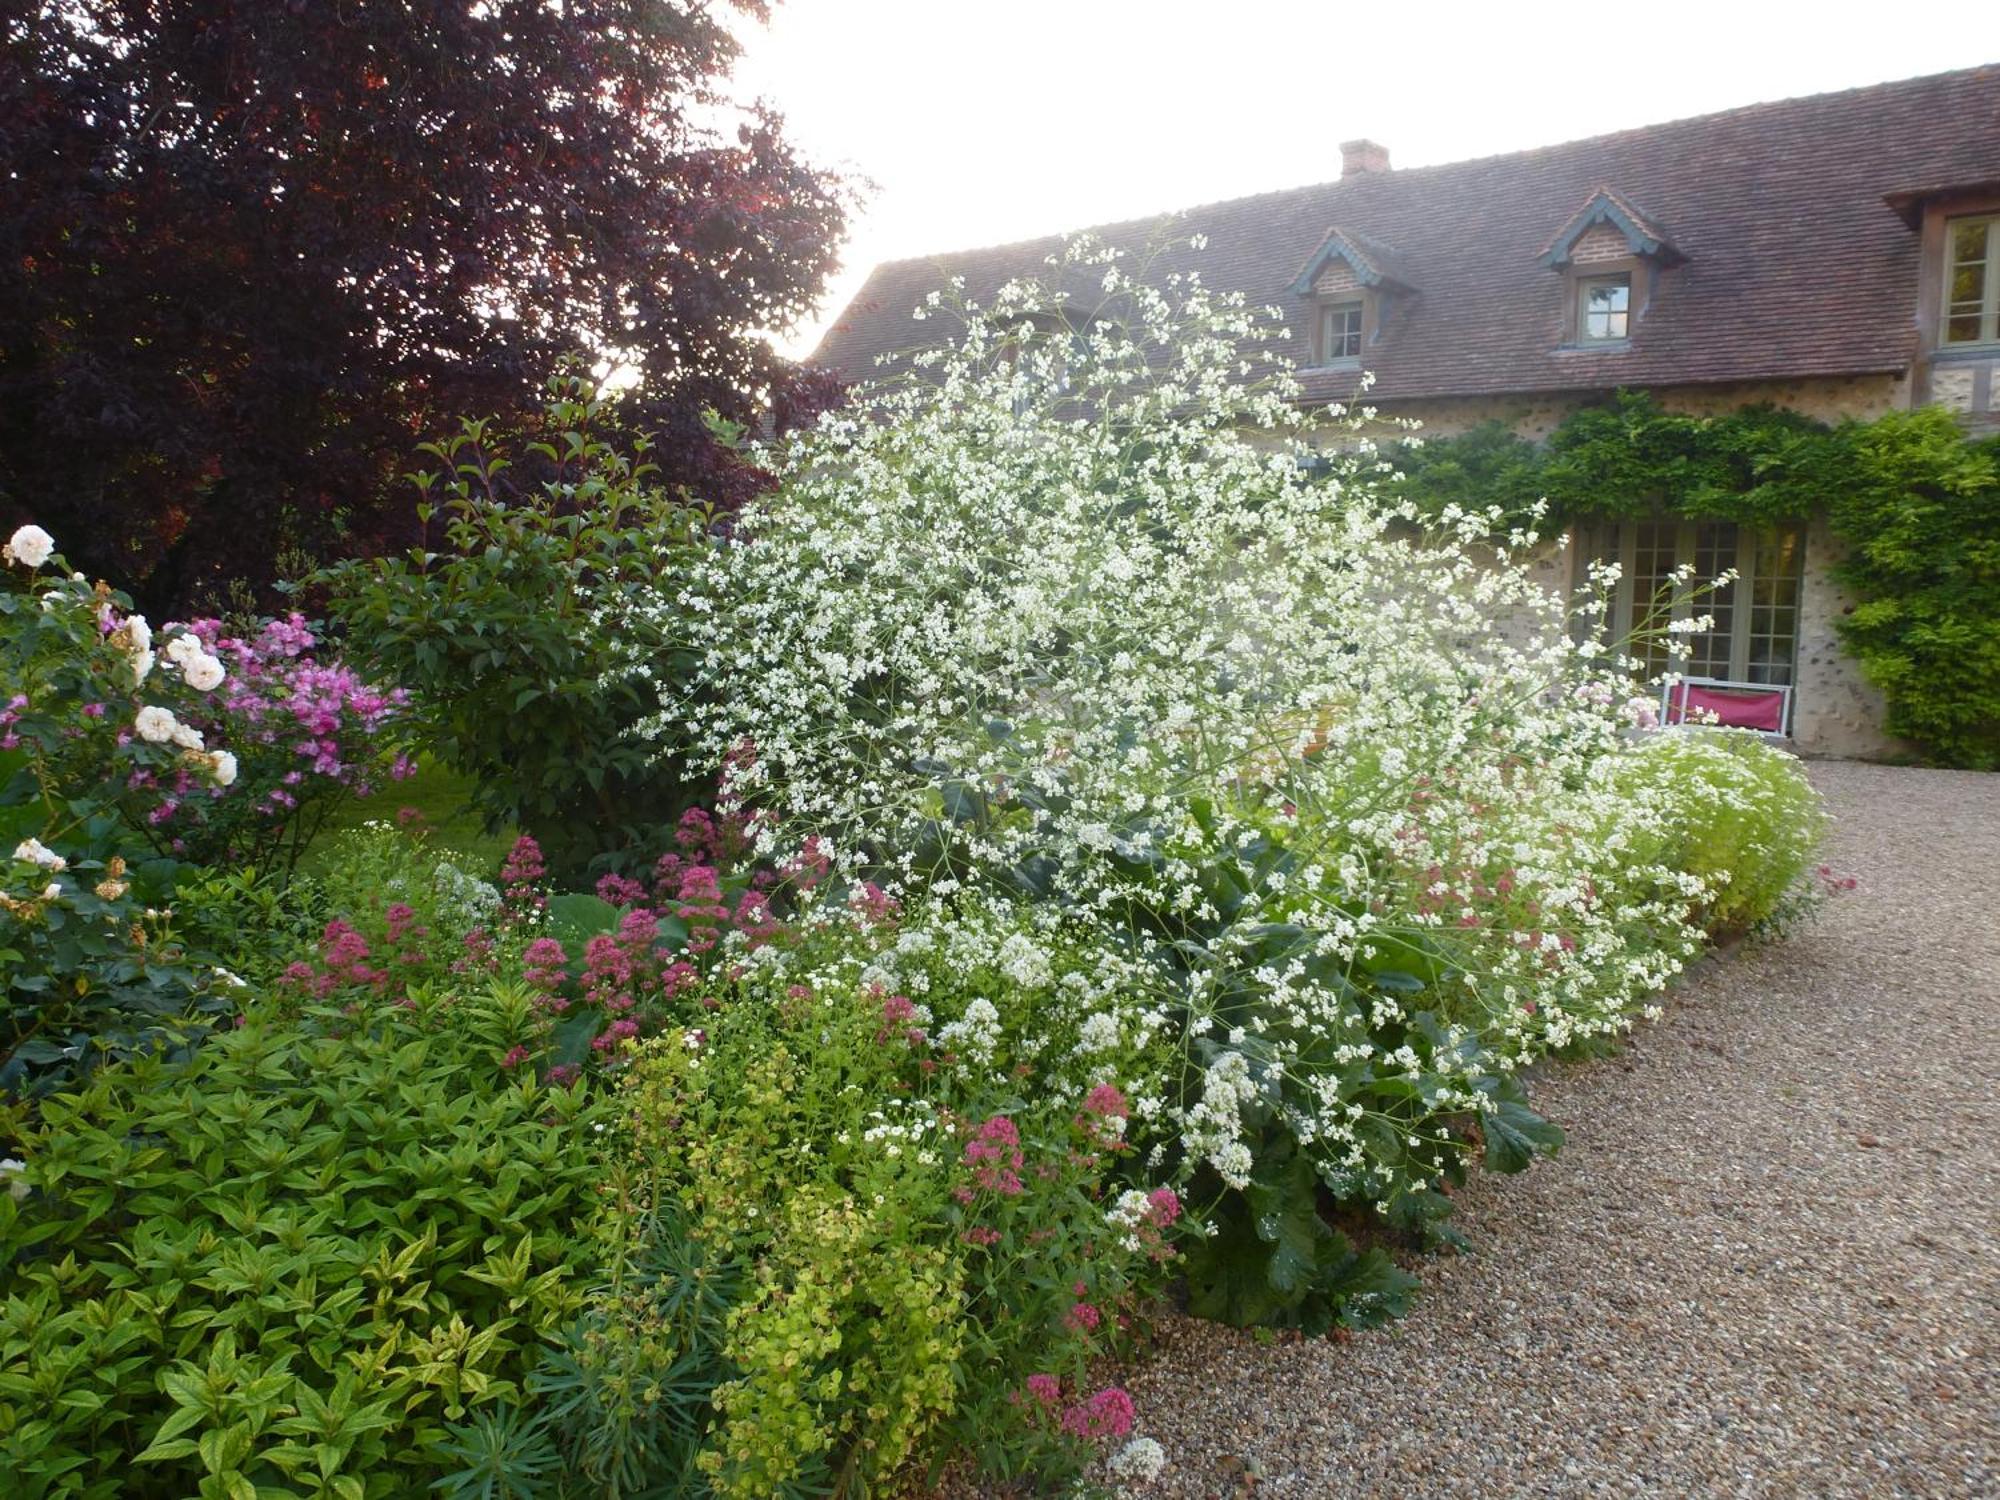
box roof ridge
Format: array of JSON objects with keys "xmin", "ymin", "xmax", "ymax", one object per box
[{"xmin": 858, "ymin": 61, "xmax": 2000, "ymax": 272}]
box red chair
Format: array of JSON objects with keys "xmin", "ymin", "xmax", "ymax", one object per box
[{"xmin": 1661, "ymin": 677, "xmax": 1792, "ymax": 737}]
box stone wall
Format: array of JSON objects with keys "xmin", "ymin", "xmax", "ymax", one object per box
[{"xmin": 1317, "ymin": 375, "xmax": 1913, "ymax": 760}]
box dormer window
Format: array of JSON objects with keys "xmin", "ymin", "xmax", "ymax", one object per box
[
  {"xmin": 1319, "ymin": 300, "xmax": 1364, "ymax": 364},
  {"xmin": 1288, "ymin": 224, "xmax": 1414, "ymax": 371},
  {"xmin": 1578, "ymin": 274, "xmax": 1631, "ymax": 343},
  {"xmin": 1944, "ymin": 213, "xmax": 1999, "ymax": 346},
  {"xmin": 1541, "ymin": 188, "xmax": 1680, "ymax": 350}
]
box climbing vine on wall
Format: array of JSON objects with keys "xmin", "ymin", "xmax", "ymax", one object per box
[{"xmin": 1391, "ymin": 393, "xmax": 2000, "ymax": 769}]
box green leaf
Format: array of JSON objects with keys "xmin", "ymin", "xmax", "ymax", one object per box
[
  {"xmin": 541, "ymin": 892, "xmax": 619, "ymax": 942},
  {"xmin": 1482, "ymin": 1096, "xmax": 1565, "ymax": 1173}
]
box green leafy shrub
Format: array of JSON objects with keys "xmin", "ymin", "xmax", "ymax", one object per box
[
  {"xmin": 0, "ymin": 982, "xmax": 612, "ymax": 1497},
  {"xmin": 1604, "ymin": 730, "xmax": 1828, "ymax": 935},
  {"xmin": 317, "ymin": 371, "xmax": 719, "ymax": 878},
  {"xmin": 0, "ymin": 848, "xmax": 235, "ymax": 1102},
  {"xmin": 1827, "ymin": 411, "xmax": 2000, "ymax": 769}
]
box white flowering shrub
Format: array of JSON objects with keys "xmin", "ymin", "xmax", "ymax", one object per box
[{"xmin": 627, "ymin": 239, "xmax": 1820, "ymax": 1327}]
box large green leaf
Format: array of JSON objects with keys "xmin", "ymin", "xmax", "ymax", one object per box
[
  {"xmin": 541, "ymin": 893, "xmax": 620, "ymax": 944},
  {"xmin": 1482, "ymin": 1095, "xmax": 1566, "ymax": 1173}
]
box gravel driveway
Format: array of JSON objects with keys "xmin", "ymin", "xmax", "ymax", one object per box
[{"xmin": 1122, "ymin": 761, "xmax": 2000, "ymax": 1499}]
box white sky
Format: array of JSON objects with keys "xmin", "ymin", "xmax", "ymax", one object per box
[{"xmin": 730, "ymin": 0, "xmax": 2000, "ymax": 360}]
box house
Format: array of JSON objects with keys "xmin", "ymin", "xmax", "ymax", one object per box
[{"xmin": 810, "ymin": 64, "xmax": 2000, "ymax": 759}]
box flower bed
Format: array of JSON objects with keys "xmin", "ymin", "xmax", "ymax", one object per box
[{"xmin": 0, "ymin": 244, "xmax": 1831, "ymax": 1496}]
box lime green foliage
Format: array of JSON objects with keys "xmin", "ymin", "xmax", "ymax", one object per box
[
  {"xmin": 0, "ymin": 985, "xmax": 611, "ymax": 1497},
  {"xmin": 1826, "ymin": 414, "xmax": 2000, "ymax": 769},
  {"xmin": 1394, "ymin": 394, "xmax": 2000, "ymax": 767},
  {"xmin": 478, "ymin": 911, "xmax": 1179, "ymax": 1496},
  {"xmin": 1608, "ymin": 732, "xmax": 1828, "ymax": 935},
  {"xmin": 315, "ymin": 370, "xmax": 716, "ymax": 878}
]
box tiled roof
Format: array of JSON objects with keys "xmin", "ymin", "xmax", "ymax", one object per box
[{"xmin": 811, "ymin": 65, "xmax": 2000, "ymax": 404}]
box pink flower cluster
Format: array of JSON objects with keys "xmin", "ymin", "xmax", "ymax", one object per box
[
  {"xmin": 1019, "ymin": 1377, "xmax": 1137, "ymax": 1443},
  {"xmin": 961, "ymin": 1115, "xmax": 1025, "ymax": 1197},
  {"xmin": 191, "ymin": 613, "xmax": 408, "ymax": 815}
]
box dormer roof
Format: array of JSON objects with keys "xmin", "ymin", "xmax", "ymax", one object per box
[
  {"xmin": 1538, "ymin": 186, "xmax": 1682, "ymax": 267},
  {"xmin": 1287, "ymin": 225, "xmax": 1416, "ymax": 295}
]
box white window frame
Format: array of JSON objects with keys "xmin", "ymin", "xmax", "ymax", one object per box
[
  {"xmin": 1576, "ymin": 273, "xmax": 1631, "ymax": 344},
  {"xmin": 1317, "ymin": 299, "xmax": 1363, "ymax": 366},
  {"xmin": 1942, "ymin": 212, "xmax": 2000, "ymax": 348}
]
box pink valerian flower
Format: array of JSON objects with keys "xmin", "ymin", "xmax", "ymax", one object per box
[
  {"xmin": 581, "ymin": 933, "xmax": 635, "ymax": 1010},
  {"xmin": 522, "ymin": 937, "xmax": 569, "ymax": 994},
  {"xmin": 454, "ymin": 926, "xmax": 499, "ymax": 977},
  {"xmin": 1146, "ymin": 1187, "xmax": 1181, "ymax": 1227},
  {"xmin": 591, "ymin": 1018, "xmax": 640, "ymax": 1054},
  {"xmin": 1061, "ymin": 1387, "xmax": 1136, "ymax": 1441},
  {"xmin": 500, "ymin": 1045, "xmax": 531, "ymax": 1070},
  {"xmin": 500, "ymin": 834, "xmax": 546, "ymax": 890},
  {"xmin": 1065, "ymin": 1300, "xmax": 1102, "ymax": 1333},
  {"xmin": 731, "ymin": 887, "xmax": 785, "ymax": 948},
  {"xmin": 596, "ymin": 871, "xmax": 648, "ymax": 906},
  {"xmin": 384, "ymin": 902, "xmax": 418, "ymax": 944},
  {"xmin": 1024, "ymin": 1374, "xmax": 1063, "ymax": 1408},
  {"xmin": 671, "ymin": 863, "xmax": 732, "ymax": 953},
  {"xmin": 960, "ymin": 1226, "xmax": 1002, "ymax": 1248},
  {"xmin": 963, "ymin": 1115, "xmax": 1025, "ymax": 1196},
  {"xmin": 882, "ymin": 994, "xmax": 917, "ymax": 1024}
]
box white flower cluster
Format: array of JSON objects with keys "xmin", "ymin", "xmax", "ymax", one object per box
[
  {"xmin": 133, "ymin": 704, "xmax": 236, "ymax": 786},
  {"xmin": 622, "ymin": 238, "xmax": 1753, "ymax": 1207},
  {"xmin": 1107, "ymin": 1436, "xmax": 1167, "ymax": 1485},
  {"xmin": 12, "ymin": 838, "xmax": 66, "ymax": 873}
]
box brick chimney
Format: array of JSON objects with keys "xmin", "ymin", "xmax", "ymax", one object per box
[{"xmin": 1340, "ymin": 139, "xmax": 1391, "ymax": 178}]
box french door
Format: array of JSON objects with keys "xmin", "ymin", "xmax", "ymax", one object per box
[{"xmin": 1578, "ymin": 520, "xmax": 1805, "ymax": 685}]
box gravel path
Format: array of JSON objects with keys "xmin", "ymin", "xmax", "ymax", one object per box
[{"xmin": 1121, "ymin": 761, "xmax": 2000, "ymax": 1499}]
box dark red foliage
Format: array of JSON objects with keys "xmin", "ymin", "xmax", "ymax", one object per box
[{"xmin": 0, "ymin": 0, "xmax": 847, "ymax": 611}]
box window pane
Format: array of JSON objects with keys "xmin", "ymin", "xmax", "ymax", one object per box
[
  {"xmin": 1687, "ymin": 522, "xmax": 1736, "ymax": 676},
  {"xmin": 1745, "ymin": 526, "xmax": 1803, "ymax": 687},
  {"xmin": 1951, "ymin": 218, "xmax": 1989, "ymax": 263},
  {"xmin": 1581, "ymin": 276, "xmax": 1630, "ymax": 341},
  {"xmin": 1321, "ymin": 302, "xmax": 1361, "ymax": 361},
  {"xmin": 1946, "ymin": 314, "xmax": 1983, "ymax": 344}
]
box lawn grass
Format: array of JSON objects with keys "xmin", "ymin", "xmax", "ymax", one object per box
[{"xmin": 303, "ymin": 757, "xmax": 516, "ymax": 877}]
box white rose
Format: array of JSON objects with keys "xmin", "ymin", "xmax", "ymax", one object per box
[
  {"xmin": 41, "ymin": 882, "xmax": 61, "ymax": 901},
  {"xmin": 182, "ymin": 653, "xmax": 226, "ymax": 692},
  {"xmin": 164, "ymin": 633, "xmax": 202, "ymax": 666},
  {"xmin": 0, "ymin": 1158, "xmax": 27, "ymax": 1203},
  {"xmin": 12, "ymin": 838, "xmax": 66, "ymax": 872},
  {"xmin": 125, "ymin": 614, "xmax": 153, "ymax": 652},
  {"xmin": 211, "ymin": 750, "xmax": 239, "ymax": 787},
  {"xmin": 170, "ymin": 721, "xmax": 206, "ymax": 751},
  {"xmin": 132, "ymin": 647, "xmax": 156, "ymax": 685},
  {"xmin": 134, "ymin": 705, "xmax": 179, "ymax": 743},
  {"xmin": 3, "ymin": 525, "xmax": 54, "ymax": 569}
]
